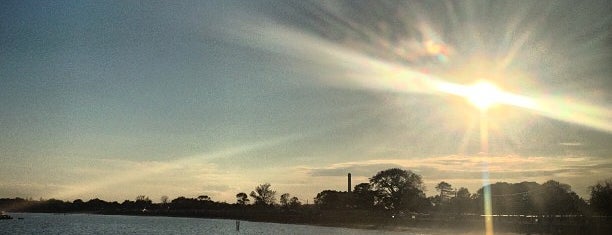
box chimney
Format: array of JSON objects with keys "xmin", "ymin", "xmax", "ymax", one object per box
[{"xmin": 348, "ymin": 173, "xmax": 352, "ymax": 193}]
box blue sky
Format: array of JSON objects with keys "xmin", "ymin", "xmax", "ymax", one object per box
[{"xmin": 1, "ymin": 0, "xmax": 611, "ymax": 202}]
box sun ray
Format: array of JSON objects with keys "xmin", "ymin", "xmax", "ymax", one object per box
[
  {"xmin": 233, "ymin": 16, "xmax": 611, "ymax": 133},
  {"xmin": 48, "ymin": 134, "xmax": 305, "ymax": 200},
  {"xmin": 458, "ymin": 113, "xmax": 478, "ymax": 154}
]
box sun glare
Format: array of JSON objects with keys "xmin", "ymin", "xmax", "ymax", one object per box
[{"xmin": 466, "ymin": 81, "xmax": 502, "ymax": 110}]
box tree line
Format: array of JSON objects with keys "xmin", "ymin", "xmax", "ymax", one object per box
[
  {"xmin": 1, "ymin": 168, "xmax": 610, "ymax": 217},
  {"xmin": 313, "ymin": 168, "xmax": 611, "ymax": 217}
]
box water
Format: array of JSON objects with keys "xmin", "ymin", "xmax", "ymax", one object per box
[{"xmin": 0, "ymin": 213, "xmax": 417, "ymax": 235}]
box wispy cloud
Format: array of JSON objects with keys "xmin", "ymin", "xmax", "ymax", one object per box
[
  {"xmin": 559, "ymin": 142, "xmax": 583, "ymax": 146},
  {"xmin": 304, "ymin": 155, "xmax": 550, "ymax": 178},
  {"xmin": 302, "ymin": 155, "xmax": 612, "ymax": 196},
  {"xmin": 0, "ymin": 182, "xmax": 67, "ymax": 199}
]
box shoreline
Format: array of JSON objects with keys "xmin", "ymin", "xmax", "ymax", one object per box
[
  {"xmin": 7, "ymin": 211, "xmax": 492, "ymax": 234},
  {"xmin": 6, "ymin": 210, "xmax": 611, "ymax": 234}
]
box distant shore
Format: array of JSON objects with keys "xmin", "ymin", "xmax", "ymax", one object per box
[{"xmin": 2, "ymin": 176, "xmax": 611, "ymax": 234}]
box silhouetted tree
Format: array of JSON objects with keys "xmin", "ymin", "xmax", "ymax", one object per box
[
  {"xmin": 280, "ymin": 193, "xmax": 291, "ymax": 208},
  {"xmin": 289, "ymin": 196, "xmax": 301, "ymax": 209},
  {"xmin": 449, "ymin": 187, "xmax": 473, "ymax": 214},
  {"xmin": 121, "ymin": 200, "xmax": 136, "ymax": 210},
  {"xmin": 589, "ymin": 179, "xmax": 612, "ymax": 216},
  {"xmin": 370, "ymin": 168, "xmax": 425, "ymax": 211},
  {"xmin": 197, "ymin": 195, "xmax": 211, "ymax": 201},
  {"xmin": 86, "ymin": 198, "xmax": 110, "ymax": 211},
  {"xmin": 479, "ymin": 182, "xmax": 530, "ymax": 215},
  {"xmin": 353, "ymin": 183, "xmax": 376, "ymax": 209},
  {"xmin": 236, "ymin": 192, "xmax": 249, "ymax": 205},
  {"xmin": 170, "ymin": 196, "xmax": 199, "ymax": 209},
  {"xmin": 537, "ymin": 180, "xmax": 584, "ymax": 215},
  {"xmin": 456, "ymin": 187, "xmax": 470, "ymax": 198},
  {"xmin": 135, "ymin": 195, "xmax": 152, "ymax": 209},
  {"xmin": 435, "ymin": 181, "xmax": 454, "ymax": 203},
  {"xmin": 160, "ymin": 195, "xmax": 169, "ymax": 204},
  {"xmin": 250, "ymin": 183, "xmax": 276, "ymax": 206},
  {"xmin": 476, "ymin": 180, "xmax": 585, "ymax": 215},
  {"xmin": 72, "ymin": 199, "xmax": 85, "ymax": 210},
  {"xmin": 314, "ymin": 190, "xmax": 351, "ymax": 209}
]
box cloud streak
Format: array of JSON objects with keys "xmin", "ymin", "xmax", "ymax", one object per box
[
  {"xmin": 302, "ymin": 154, "xmax": 612, "ymax": 196},
  {"xmin": 46, "ymin": 134, "xmax": 304, "ymax": 201}
]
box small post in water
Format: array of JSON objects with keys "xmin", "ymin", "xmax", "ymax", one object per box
[{"xmin": 235, "ymin": 220, "xmax": 240, "ymax": 231}]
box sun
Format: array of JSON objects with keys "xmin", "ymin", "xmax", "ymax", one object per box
[{"xmin": 465, "ymin": 81, "xmax": 503, "ymax": 110}]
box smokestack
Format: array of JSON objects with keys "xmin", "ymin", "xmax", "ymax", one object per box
[{"xmin": 348, "ymin": 173, "xmax": 352, "ymax": 193}]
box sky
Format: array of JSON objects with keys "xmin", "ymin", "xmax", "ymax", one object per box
[{"xmin": 1, "ymin": 0, "xmax": 611, "ymax": 203}]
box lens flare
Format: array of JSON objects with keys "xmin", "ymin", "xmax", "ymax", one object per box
[
  {"xmin": 467, "ymin": 81, "xmax": 501, "ymax": 110},
  {"xmin": 482, "ymin": 170, "xmax": 494, "ymax": 235},
  {"xmin": 225, "ymin": 2, "xmax": 610, "ymax": 133},
  {"xmin": 223, "ymin": 2, "xmax": 612, "ymax": 234}
]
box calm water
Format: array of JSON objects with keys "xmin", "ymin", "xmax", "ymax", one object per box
[{"xmin": 0, "ymin": 213, "xmax": 419, "ymax": 235}]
